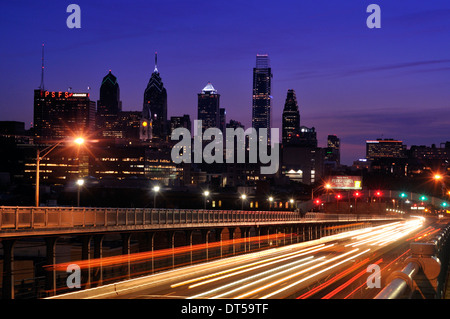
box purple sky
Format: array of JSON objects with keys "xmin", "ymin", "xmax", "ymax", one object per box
[{"xmin": 1, "ymin": 0, "xmax": 449, "ymax": 165}]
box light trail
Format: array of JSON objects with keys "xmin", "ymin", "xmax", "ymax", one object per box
[
  {"xmin": 189, "ymin": 256, "xmax": 320, "ymax": 299},
  {"xmin": 259, "ymin": 248, "xmax": 371, "ymax": 299},
  {"xmin": 234, "ymin": 248, "xmax": 363, "ymax": 299},
  {"xmin": 185, "ymin": 244, "xmax": 333, "ymax": 289}
]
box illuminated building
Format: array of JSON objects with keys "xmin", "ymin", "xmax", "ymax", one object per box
[
  {"xmin": 326, "ymin": 134, "xmax": 340, "ymax": 166},
  {"xmin": 252, "ymin": 54, "xmax": 272, "ymax": 144},
  {"xmin": 96, "ymin": 70, "xmax": 123, "ymax": 137},
  {"xmin": 281, "ymin": 145, "xmax": 324, "ymax": 185},
  {"xmin": 170, "ymin": 115, "xmax": 192, "ymax": 134},
  {"xmin": 366, "ymin": 138, "xmax": 406, "ymax": 160},
  {"xmin": 143, "ymin": 52, "xmax": 168, "ymax": 140},
  {"xmin": 33, "ymin": 89, "xmax": 95, "ymax": 141},
  {"xmin": 198, "ymin": 82, "xmax": 220, "ymax": 132},
  {"xmin": 282, "ymin": 89, "xmax": 300, "ymax": 145},
  {"xmin": 97, "ymin": 70, "xmax": 122, "ymax": 115}
]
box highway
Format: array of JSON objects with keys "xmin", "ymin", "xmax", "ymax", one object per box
[{"xmin": 51, "ymin": 215, "xmax": 446, "ymax": 299}]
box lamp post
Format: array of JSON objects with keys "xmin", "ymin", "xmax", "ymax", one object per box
[
  {"xmin": 76, "ymin": 179, "xmax": 84, "ymax": 207},
  {"xmin": 203, "ymin": 191, "xmax": 210, "ymax": 209},
  {"xmin": 240, "ymin": 194, "xmax": 247, "ymax": 210},
  {"xmin": 268, "ymin": 196, "xmax": 274, "ymax": 210},
  {"xmin": 35, "ymin": 137, "xmax": 84, "ymax": 207},
  {"xmin": 152, "ymin": 185, "xmax": 160, "ymax": 208},
  {"xmin": 434, "ymin": 174, "xmax": 447, "ymax": 197}
]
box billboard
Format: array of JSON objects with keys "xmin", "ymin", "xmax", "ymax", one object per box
[{"xmin": 328, "ymin": 176, "xmax": 362, "ymax": 190}]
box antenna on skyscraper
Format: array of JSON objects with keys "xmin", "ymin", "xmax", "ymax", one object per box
[
  {"xmin": 154, "ymin": 51, "xmax": 158, "ymax": 73},
  {"xmin": 39, "ymin": 43, "xmax": 45, "ymax": 91}
]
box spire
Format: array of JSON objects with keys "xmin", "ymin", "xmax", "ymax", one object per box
[
  {"xmin": 153, "ymin": 51, "xmax": 158, "ymax": 73},
  {"xmin": 39, "ymin": 43, "xmax": 45, "ymax": 91}
]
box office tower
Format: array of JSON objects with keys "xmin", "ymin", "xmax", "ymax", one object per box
[
  {"xmin": 33, "ymin": 89, "xmax": 95, "ymax": 140},
  {"xmin": 170, "ymin": 115, "xmax": 192, "ymax": 133},
  {"xmin": 198, "ymin": 82, "xmax": 220, "ymax": 132},
  {"xmin": 366, "ymin": 138, "xmax": 406, "ymax": 160},
  {"xmin": 326, "ymin": 134, "xmax": 341, "ymax": 165},
  {"xmin": 96, "ymin": 70, "xmax": 123, "ymax": 137},
  {"xmin": 219, "ymin": 108, "xmax": 226, "ymax": 133},
  {"xmin": 282, "ymin": 89, "xmax": 300, "ymax": 145},
  {"xmin": 143, "ymin": 52, "xmax": 168, "ymax": 139},
  {"xmin": 252, "ymin": 54, "xmax": 272, "ymax": 144},
  {"xmin": 298, "ymin": 126, "xmax": 317, "ymax": 148},
  {"xmin": 97, "ymin": 70, "xmax": 122, "ymax": 115},
  {"xmin": 226, "ymin": 119, "xmax": 244, "ymax": 130}
]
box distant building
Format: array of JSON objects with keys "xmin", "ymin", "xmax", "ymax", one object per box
[
  {"xmin": 252, "ymin": 54, "xmax": 272, "ymax": 144},
  {"xmin": 281, "ymin": 145, "xmax": 324, "ymax": 185},
  {"xmin": 33, "ymin": 89, "xmax": 96, "ymax": 141},
  {"xmin": 143, "ymin": 53, "xmax": 168, "ymax": 139},
  {"xmin": 298, "ymin": 126, "xmax": 317, "ymax": 148},
  {"xmin": 366, "ymin": 138, "xmax": 406, "ymax": 160},
  {"xmin": 97, "ymin": 70, "xmax": 122, "ymax": 115},
  {"xmin": 282, "ymin": 89, "xmax": 300, "ymax": 145},
  {"xmin": 326, "ymin": 135, "xmax": 340, "ymax": 166},
  {"xmin": 198, "ymin": 82, "xmax": 220, "ymax": 132},
  {"xmin": 170, "ymin": 115, "xmax": 192, "ymax": 134}
]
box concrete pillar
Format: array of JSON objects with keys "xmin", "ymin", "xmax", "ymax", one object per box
[
  {"xmin": 1, "ymin": 239, "xmax": 15, "ymax": 299},
  {"xmin": 201, "ymin": 229, "xmax": 210, "ymax": 261},
  {"xmin": 121, "ymin": 233, "xmax": 131, "ymax": 279},
  {"xmin": 45, "ymin": 237, "xmax": 58, "ymax": 297},
  {"xmin": 186, "ymin": 230, "xmax": 194, "ymax": 264},
  {"xmin": 228, "ymin": 228, "xmax": 236, "ymax": 255},
  {"xmin": 81, "ymin": 235, "xmax": 92, "ymax": 289},
  {"xmin": 93, "ymin": 234, "xmax": 104, "ymax": 286}
]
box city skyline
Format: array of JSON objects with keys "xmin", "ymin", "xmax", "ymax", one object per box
[{"xmin": 1, "ymin": 0, "xmax": 449, "ymax": 165}]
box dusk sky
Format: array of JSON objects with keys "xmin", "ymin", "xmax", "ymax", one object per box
[{"xmin": 1, "ymin": 0, "xmax": 449, "ymax": 165}]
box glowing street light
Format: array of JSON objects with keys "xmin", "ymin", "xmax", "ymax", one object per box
[
  {"xmin": 152, "ymin": 185, "xmax": 160, "ymax": 208},
  {"xmin": 35, "ymin": 136, "xmax": 85, "ymax": 207},
  {"xmin": 74, "ymin": 137, "xmax": 85, "ymax": 146},
  {"xmin": 240, "ymin": 194, "xmax": 247, "ymax": 210},
  {"xmin": 203, "ymin": 190, "xmax": 210, "ymax": 209},
  {"xmin": 76, "ymin": 179, "xmax": 84, "ymax": 207}
]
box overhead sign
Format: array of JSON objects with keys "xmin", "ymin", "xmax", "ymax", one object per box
[{"xmin": 329, "ymin": 176, "xmax": 362, "ymax": 190}]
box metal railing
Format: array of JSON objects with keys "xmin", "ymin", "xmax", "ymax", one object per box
[
  {"xmin": 375, "ymin": 224, "xmax": 450, "ymax": 299},
  {"xmin": 0, "ymin": 207, "xmax": 403, "ymax": 232},
  {"xmin": 0, "ymin": 206, "xmax": 302, "ymax": 230}
]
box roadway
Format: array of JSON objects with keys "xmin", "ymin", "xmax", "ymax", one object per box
[{"xmin": 51, "ymin": 215, "xmax": 447, "ymax": 299}]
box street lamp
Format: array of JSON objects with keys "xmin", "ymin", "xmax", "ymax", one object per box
[
  {"xmin": 203, "ymin": 191, "xmax": 210, "ymax": 209},
  {"xmin": 152, "ymin": 185, "xmax": 160, "ymax": 208},
  {"xmin": 268, "ymin": 196, "xmax": 274, "ymax": 210},
  {"xmin": 35, "ymin": 137, "xmax": 85, "ymax": 207},
  {"xmin": 240, "ymin": 194, "xmax": 247, "ymax": 210},
  {"xmin": 76, "ymin": 179, "xmax": 84, "ymax": 207}
]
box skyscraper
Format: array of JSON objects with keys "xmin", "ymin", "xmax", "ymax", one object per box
[
  {"xmin": 282, "ymin": 89, "xmax": 300, "ymax": 145},
  {"xmin": 198, "ymin": 82, "xmax": 220, "ymax": 132},
  {"xmin": 96, "ymin": 70, "xmax": 122, "ymax": 138},
  {"xmin": 252, "ymin": 54, "xmax": 272, "ymax": 144},
  {"xmin": 143, "ymin": 52, "xmax": 168, "ymax": 139},
  {"xmin": 327, "ymin": 135, "xmax": 341, "ymax": 166},
  {"xmin": 97, "ymin": 70, "xmax": 122, "ymax": 115},
  {"xmin": 33, "ymin": 89, "xmax": 95, "ymax": 141}
]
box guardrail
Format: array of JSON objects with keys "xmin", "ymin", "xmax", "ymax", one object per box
[
  {"xmin": 0, "ymin": 207, "xmax": 403, "ymax": 232},
  {"xmin": 375, "ymin": 224, "xmax": 450, "ymax": 299},
  {"xmin": 0, "ymin": 206, "xmax": 302, "ymax": 230}
]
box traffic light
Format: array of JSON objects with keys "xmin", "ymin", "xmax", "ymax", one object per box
[
  {"xmin": 420, "ymin": 195, "xmax": 428, "ymax": 201},
  {"xmin": 375, "ymin": 191, "xmax": 382, "ymax": 197},
  {"xmin": 354, "ymin": 191, "xmax": 361, "ymax": 197},
  {"xmin": 336, "ymin": 194, "xmax": 342, "ymax": 200},
  {"xmin": 441, "ymin": 202, "xmax": 448, "ymax": 208},
  {"xmin": 314, "ymin": 199, "xmax": 321, "ymax": 205},
  {"xmin": 399, "ymin": 192, "xmax": 407, "ymax": 198}
]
